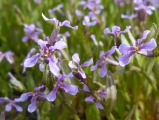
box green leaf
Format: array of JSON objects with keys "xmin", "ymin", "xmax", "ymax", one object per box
[
  {"xmin": 124, "ymin": 105, "xmax": 136, "ymax": 120},
  {"xmin": 86, "ymin": 103, "xmax": 100, "ymax": 120},
  {"xmin": 128, "ymin": 30, "xmax": 136, "ymax": 46},
  {"xmin": 146, "ymin": 58, "xmax": 156, "ymax": 74},
  {"xmin": 0, "ymin": 112, "xmax": 5, "ymax": 120},
  {"xmin": 86, "ymin": 74, "xmax": 95, "ymax": 91}
]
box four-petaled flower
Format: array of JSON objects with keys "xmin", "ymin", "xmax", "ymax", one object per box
[
  {"xmin": 0, "ymin": 97, "xmax": 22, "ymax": 112},
  {"xmin": 42, "ymin": 13, "xmax": 78, "ymax": 30},
  {"xmin": 83, "ymin": 85, "xmax": 106, "ymax": 109},
  {"xmin": 0, "ymin": 51, "xmax": 14, "ymax": 64},
  {"xmin": 47, "ymin": 73, "xmax": 78, "ymax": 101},
  {"xmin": 118, "ymin": 30, "xmax": 157, "ymax": 66},
  {"xmin": 91, "ymin": 46, "xmax": 118, "ymax": 77},
  {"xmin": 24, "ymin": 39, "xmax": 67, "ymax": 76},
  {"xmin": 22, "ymin": 24, "xmax": 43, "ymax": 42},
  {"xmin": 18, "ymin": 85, "xmax": 47, "ymax": 113},
  {"xmin": 69, "ymin": 53, "xmax": 93, "ymax": 79}
]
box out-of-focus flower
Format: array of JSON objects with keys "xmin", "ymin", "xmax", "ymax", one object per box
[
  {"xmin": 47, "ymin": 73, "xmax": 78, "ymax": 102},
  {"xmin": 48, "ymin": 4, "xmax": 64, "ymax": 14},
  {"xmin": 82, "ymin": 16, "xmax": 97, "ymax": 26},
  {"xmin": 22, "ymin": 24, "xmax": 43, "ymax": 42},
  {"xmin": 83, "ymin": 85, "xmax": 106, "ymax": 109},
  {"xmin": 75, "ymin": 9, "xmax": 83, "ymax": 17},
  {"xmin": 114, "ymin": 0, "xmax": 131, "ymax": 6},
  {"xmin": 148, "ymin": 0, "xmax": 159, "ymax": 8},
  {"xmin": 24, "ymin": 39, "xmax": 67, "ymax": 76},
  {"xmin": 1, "ymin": 97, "xmax": 22, "ymax": 112},
  {"xmin": 134, "ymin": 0, "xmax": 155, "ymax": 21},
  {"xmin": 118, "ymin": 30, "xmax": 157, "ymax": 66},
  {"xmin": 69, "ymin": 53, "xmax": 93, "ymax": 79},
  {"xmin": 121, "ymin": 13, "xmax": 137, "ymax": 19},
  {"xmin": 91, "ymin": 46, "xmax": 118, "ymax": 77},
  {"xmin": 0, "ymin": 51, "xmax": 14, "ymax": 64},
  {"xmin": 18, "ymin": 85, "xmax": 47, "ymax": 113},
  {"xmin": 42, "ymin": 13, "xmax": 78, "ymax": 30},
  {"xmin": 35, "ymin": 0, "xmax": 40, "ymax": 3}
]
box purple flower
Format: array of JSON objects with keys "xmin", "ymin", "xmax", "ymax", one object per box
[
  {"xmin": 47, "ymin": 73, "xmax": 78, "ymax": 101},
  {"xmin": 83, "ymin": 85, "xmax": 106, "ymax": 109},
  {"xmin": 18, "ymin": 85, "xmax": 47, "ymax": 113},
  {"xmin": 48, "ymin": 4, "xmax": 64, "ymax": 14},
  {"xmin": 69, "ymin": 53, "xmax": 93, "ymax": 79},
  {"xmin": 121, "ymin": 13, "xmax": 137, "ymax": 19},
  {"xmin": 24, "ymin": 39, "xmax": 67, "ymax": 76},
  {"xmin": 104, "ymin": 25, "xmax": 131, "ymax": 37},
  {"xmin": 1, "ymin": 97, "xmax": 22, "ymax": 112},
  {"xmin": 75, "ymin": 9, "xmax": 83, "ymax": 17},
  {"xmin": 42, "ymin": 13, "xmax": 78, "ymax": 30},
  {"xmin": 35, "ymin": 0, "xmax": 40, "ymax": 3},
  {"xmin": 22, "ymin": 24, "xmax": 43, "ymax": 42},
  {"xmin": 82, "ymin": 16, "xmax": 97, "ymax": 27},
  {"xmin": 118, "ymin": 30, "xmax": 157, "ymax": 66},
  {"xmin": 91, "ymin": 46, "xmax": 118, "ymax": 77},
  {"xmin": 0, "ymin": 51, "xmax": 14, "ymax": 64}
]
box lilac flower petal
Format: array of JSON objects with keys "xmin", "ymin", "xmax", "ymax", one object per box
[
  {"xmin": 34, "ymin": 85, "xmax": 45, "ymax": 91},
  {"xmin": 99, "ymin": 63, "xmax": 107, "ymax": 78},
  {"xmin": 78, "ymin": 70, "xmax": 86, "ymax": 79},
  {"xmin": 72, "ymin": 53, "xmax": 80, "ymax": 64},
  {"xmin": 68, "ymin": 61, "xmax": 77, "ymax": 69},
  {"xmin": 99, "ymin": 51, "xmax": 105, "ymax": 58},
  {"xmin": 28, "ymin": 96, "xmax": 37, "ymax": 113},
  {"xmin": 103, "ymin": 28, "xmax": 112, "ymax": 34},
  {"xmin": 5, "ymin": 51, "xmax": 14, "ymax": 64},
  {"xmin": 48, "ymin": 58, "xmax": 60, "ymax": 76},
  {"xmin": 24, "ymin": 53, "xmax": 41, "ymax": 67},
  {"xmin": 118, "ymin": 44, "xmax": 134, "ymax": 54},
  {"xmin": 105, "ymin": 46, "xmax": 116, "ymax": 57},
  {"xmin": 139, "ymin": 38, "xmax": 157, "ymax": 51},
  {"xmin": 81, "ymin": 58, "xmax": 93, "ymax": 67},
  {"xmin": 85, "ymin": 96, "xmax": 94, "ymax": 102},
  {"xmin": 112, "ymin": 26, "xmax": 120, "ymax": 34},
  {"xmin": 91, "ymin": 61, "xmax": 100, "ymax": 71},
  {"xmin": 61, "ymin": 83, "xmax": 78, "ymax": 95},
  {"xmin": 118, "ymin": 51, "xmax": 135, "ymax": 67},
  {"xmin": 22, "ymin": 36, "xmax": 29, "ymax": 42},
  {"xmin": 53, "ymin": 39, "xmax": 67, "ymax": 50},
  {"xmin": 19, "ymin": 92, "xmax": 33, "ymax": 102},
  {"xmin": 38, "ymin": 92, "xmax": 47, "ymax": 99},
  {"xmin": 83, "ymin": 84, "xmax": 90, "ymax": 92},
  {"xmin": 5, "ymin": 104, "xmax": 12, "ymax": 112},
  {"xmin": 13, "ymin": 104, "xmax": 23, "ymax": 112},
  {"xmin": 120, "ymin": 26, "xmax": 131, "ymax": 34},
  {"xmin": 136, "ymin": 30, "xmax": 150, "ymax": 46},
  {"xmin": 61, "ymin": 20, "xmax": 78, "ymax": 30},
  {"xmin": 38, "ymin": 40, "xmax": 48, "ymax": 50},
  {"xmin": 47, "ymin": 87, "xmax": 58, "ymax": 101},
  {"xmin": 42, "ymin": 13, "xmax": 58, "ymax": 24},
  {"xmin": 96, "ymin": 102, "xmax": 103, "ymax": 109},
  {"xmin": 99, "ymin": 91, "xmax": 106, "ymax": 97}
]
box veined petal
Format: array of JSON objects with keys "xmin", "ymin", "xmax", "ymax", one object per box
[
  {"xmin": 42, "ymin": 13, "xmax": 58, "ymax": 24},
  {"xmin": 78, "ymin": 70, "xmax": 86, "ymax": 79},
  {"xmin": 85, "ymin": 96, "xmax": 94, "ymax": 102},
  {"xmin": 24, "ymin": 53, "xmax": 41, "ymax": 67},
  {"xmin": 22, "ymin": 36, "xmax": 29, "ymax": 42},
  {"xmin": 96, "ymin": 102, "xmax": 103, "ymax": 109},
  {"xmin": 99, "ymin": 63, "xmax": 107, "ymax": 78},
  {"xmin": 118, "ymin": 51, "xmax": 135, "ymax": 67},
  {"xmin": 28, "ymin": 96, "xmax": 37, "ymax": 113},
  {"xmin": 39, "ymin": 63, "xmax": 44, "ymax": 72},
  {"xmin": 72, "ymin": 53, "xmax": 80, "ymax": 64},
  {"xmin": 61, "ymin": 83, "xmax": 78, "ymax": 95},
  {"xmin": 119, "ymin": 44, "xmax": 133, "ymax": 54},
  {"xmin": 5, "ymin": 51, "xmax": 14, "ymax": 64},
  {"xmin": 18, "ymin": 92, "xmax": 33, "ymax": 102},
  {"xmin": 13, "ymin": 104, "xmax": 23, "ymax": 112},
  {"xmin": 120, "ymin": 26, "xmax": 131, "ymax": 34},
  {"xmin": 139, "ymin": 38, "xmax": 157, "ymax": 51},
  {"xmin": 48, "ymin": 59, "xmax": 60, "ymax": 76},
  {"xmin": 99, "ymin": 51, "xmax": 105, "ymax": 58},
  {"xmin": 81, "ymin": 58, "xmax": 93, "ymax": 67},
  {"xmin": 53, "ymin": 39, "xmax": 67, "ymax": 50},
  {"xmin": 38, "ymin": 39, "xmax": 48, "ymax": 50},
  {"xmin": 5, "ymin": 104, "xmax": 12, "ymax": 112}
]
